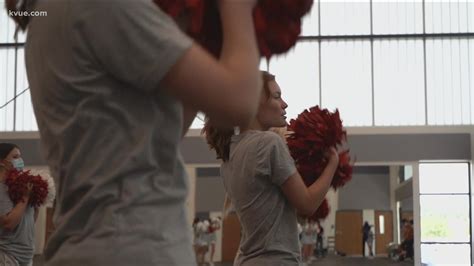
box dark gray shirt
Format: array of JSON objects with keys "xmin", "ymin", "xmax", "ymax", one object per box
[
  {"xmin": 0, "ymin": 184, "xmax": 35, "ymax": 265},
  {"xmin": 221, "ymin": 130, "xmax": 301, "ymax": 266},
  {"xmin": 25, "ymin": 0, "xmax": 194, "ymax": 265}
]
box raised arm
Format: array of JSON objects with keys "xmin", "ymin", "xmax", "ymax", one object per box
[
  {"xmin": 163, "ymin": 0, "xmax": 261, "ymax": 129},
  {"xmin": 0, "ymin": 184, "xmax": 32, "ymax": 231},
  {"xmin": 281, "ymin": 148, "xmax": 339, "ymax": 216}
]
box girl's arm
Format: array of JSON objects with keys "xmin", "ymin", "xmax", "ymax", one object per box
[
  {"xmin": 281, "ymin": 148, "xmax": 339, "ymax": 216},
  {"xmin": 0, "ymin": 195, "xmax": 30, "ymax": 231},
  {"xmin": 162, "ymin": 0, "xmax": 261, "ymax": 128}
]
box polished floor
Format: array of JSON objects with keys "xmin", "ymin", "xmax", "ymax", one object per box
[{"xmin": 33, "ymin": 254, "xmax": 414, "ymax": 266}]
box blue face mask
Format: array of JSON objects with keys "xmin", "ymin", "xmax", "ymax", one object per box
[{"xmin": 11, "ymin": 158, "xmax": 24, "ymax": 171}]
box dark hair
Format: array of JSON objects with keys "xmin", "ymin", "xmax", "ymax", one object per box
[
  {"xmin": 202, "ymin": 71, "xmax": 276, "ymax": 162},
  {"xmin": 5, "ymin": 0, "xmax": 31, "ymax": 31},
  {"xmin": 0, "ymin": 143, "xmax": 19, "ymax": 160},
  {"xmin": 202, "ymin": 119, "xmax": 234, "ymax": 162}
]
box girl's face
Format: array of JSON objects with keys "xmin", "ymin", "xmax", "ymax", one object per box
[
  {"xmin": 256, "ymin": 80, "xmax": 288, "ymax": 130},
  {"xmin": 5, "ymin": 147, "xmax": 21, "ymax": 162},
  {"xmin": 5, "ymin": 148, "xmax": 24, "ymax": 171}
]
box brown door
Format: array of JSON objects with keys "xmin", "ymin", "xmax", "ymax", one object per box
[
  {"xmin": 374, "ymin": 211, "xmax": 393, "ymax": 255},
  {"xmin": 221, "ymin": 213, "xmax": 241, "ymax": 262},
  {"xmin": 335, "ymin": 211, "xmax": 363, "ymax": 256}
]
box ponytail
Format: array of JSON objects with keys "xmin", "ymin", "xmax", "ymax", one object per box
[{"xmin": 202, "ymin": 119, "xmax": 233, "ymax": 162}]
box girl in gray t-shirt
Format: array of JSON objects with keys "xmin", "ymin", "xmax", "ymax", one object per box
[
  {"xmin": 7, "ymin": 0, "xmax": 263, "ymax": 265},
  {"xmin": 0, "ymin": 143, "xmax": 35, "ymax": 266},
  {"xmin": 203, "ymin": 71, "xmax": 340, "ymax": 266}
]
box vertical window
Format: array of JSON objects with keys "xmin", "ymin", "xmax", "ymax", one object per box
[
  {"xmin": 321, "ymin": 40, "xmax": 372, "ymax": 126},
  {"xmin": 373, "ymin": 39, "xmax": 425, "ymax": 125},
  {"xmin": 269, "ymin": 41, "xmax": 319, "ymax": 122},
  {"xmin": 419, "ymin": 163, "xmax": 471, "ymax": 265}
]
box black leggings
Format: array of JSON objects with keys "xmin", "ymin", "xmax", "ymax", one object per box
[{"xmin": 401, "ymin": 239, "xmax": 414, "ymax": 258}]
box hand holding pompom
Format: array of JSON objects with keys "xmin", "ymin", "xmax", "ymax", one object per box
[
  {"xmin": 28, "ymin": 169, "xmax": 56, "ymax": 207},
  {"xmin": 308, "ymin": 198, "xmax": 330, "ymax": 221},
  {"xmin": 333, "ymin": 150, "xmax": 353, "ymax": 189},
  {"xmin": 5, "ymin": 169, "xmax": 49, "ymax": 208},
  {"xmin": 154, "ymin": 0, "xmax": 313, "ymax": 58},
  {"xmin": 287, "ymin": 106, "xmax": 353, "ymax": 190},
  {"xmin": 286, "ymin": 106, "xmax": 354, "ymax": 221}
]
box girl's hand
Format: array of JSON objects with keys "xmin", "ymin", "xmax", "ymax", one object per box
[
  {"xmin": 326, "ymin": 147, "xmax": 339, "ymax": 166},
  {"xmin": 22, "ymin": 183, "xmax": 33, "ymax": 202}
]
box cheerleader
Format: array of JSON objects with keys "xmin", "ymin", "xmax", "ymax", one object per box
[
  {"xmin": 203, "ymin": 71, "xmax": 339, "ymax": 265},
  {"xmin": 193, "ymin": 218, "xmax": 210, "ymax": 265},
  {"xmin": 300, "ymin": 220, "xmax": 314, "ymax": 263}
]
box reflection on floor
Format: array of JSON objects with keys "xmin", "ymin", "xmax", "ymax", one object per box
[{"xmin": 33, "ymin": 254, "xmax": 414, "ymax": 266}]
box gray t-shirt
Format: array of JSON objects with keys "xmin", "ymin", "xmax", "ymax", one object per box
[
  {"xmin": 25, "ymin": 0, "xmax": 194, "ymax": 265},
  {"xmin": 0, "ymin": 183, "xmax": 35, "ymax": 265},
  {"xmin": 221, "ymin": 131, "xmax": 301, "ymax": 266}
]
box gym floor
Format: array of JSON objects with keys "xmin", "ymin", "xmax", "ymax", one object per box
[{"xmin": 33, "ymin": 254, "xmax": 414, "ymax": 266}]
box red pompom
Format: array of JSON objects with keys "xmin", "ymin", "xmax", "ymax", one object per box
[
  {"xmin": 208, "ymin": 225, "xmax": 216, "ymax": 233},
  {"xmin": 286, "ymin": 106, "xmax": 354, "ymax": 220},
  {"xmin": 333, "ymin": 150, "xmax": 353, "ymax": 189},
  {"xmin": 309, "ymin": 198, "xmax": 330, "ymax": 221},
  {"xmin": 5, "ymin": 169, "xmax": 49, "ymax": 207},
  {"xmin": 286, "ymin": 106, "xmax": 353, "ymax": 190},
  {"xmin": 255, "ymin": 13, "xmax": 302, "ymax": 58},
  {"xmin": 153, "ymin": 0, "xmax": 313, "ymax": 58},
  {"xmin": 287, "ymin": 106, "xmax": 346, "ymax": 155},
  {"xmin": 259, "ymin": 0, "xmax": 313, "ymax": 19}
]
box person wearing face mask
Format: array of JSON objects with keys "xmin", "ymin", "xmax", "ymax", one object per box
[
  {"xmin": 203, "ymin": 71, "xmax": 339, "ymax": 265},
  {"xmin": 0, "ymin": 143, "xmax": 36, "ymax": 266},
  {"xmin": 0, "ymin": 144, "xmax": 24, "ymax": 172}
]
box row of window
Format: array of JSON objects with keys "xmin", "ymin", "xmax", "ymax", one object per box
[
  {"xmin": 1, "ymin": 1, "xmax": 474, "ymax": 130},
  {"xmin": 2, "ymin": 38, "xmax": 474, "ymax": 131},
  {"xmin": 303, "ymin": 1, "xmax": 474, "ymax": 36},
  {"xmin": 1, "ymin": 1, "xmax": 474, "ymax": 44},
  {"xmin": 192, "ymin": 38, "xmax": 474, "ymax": 128}
]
